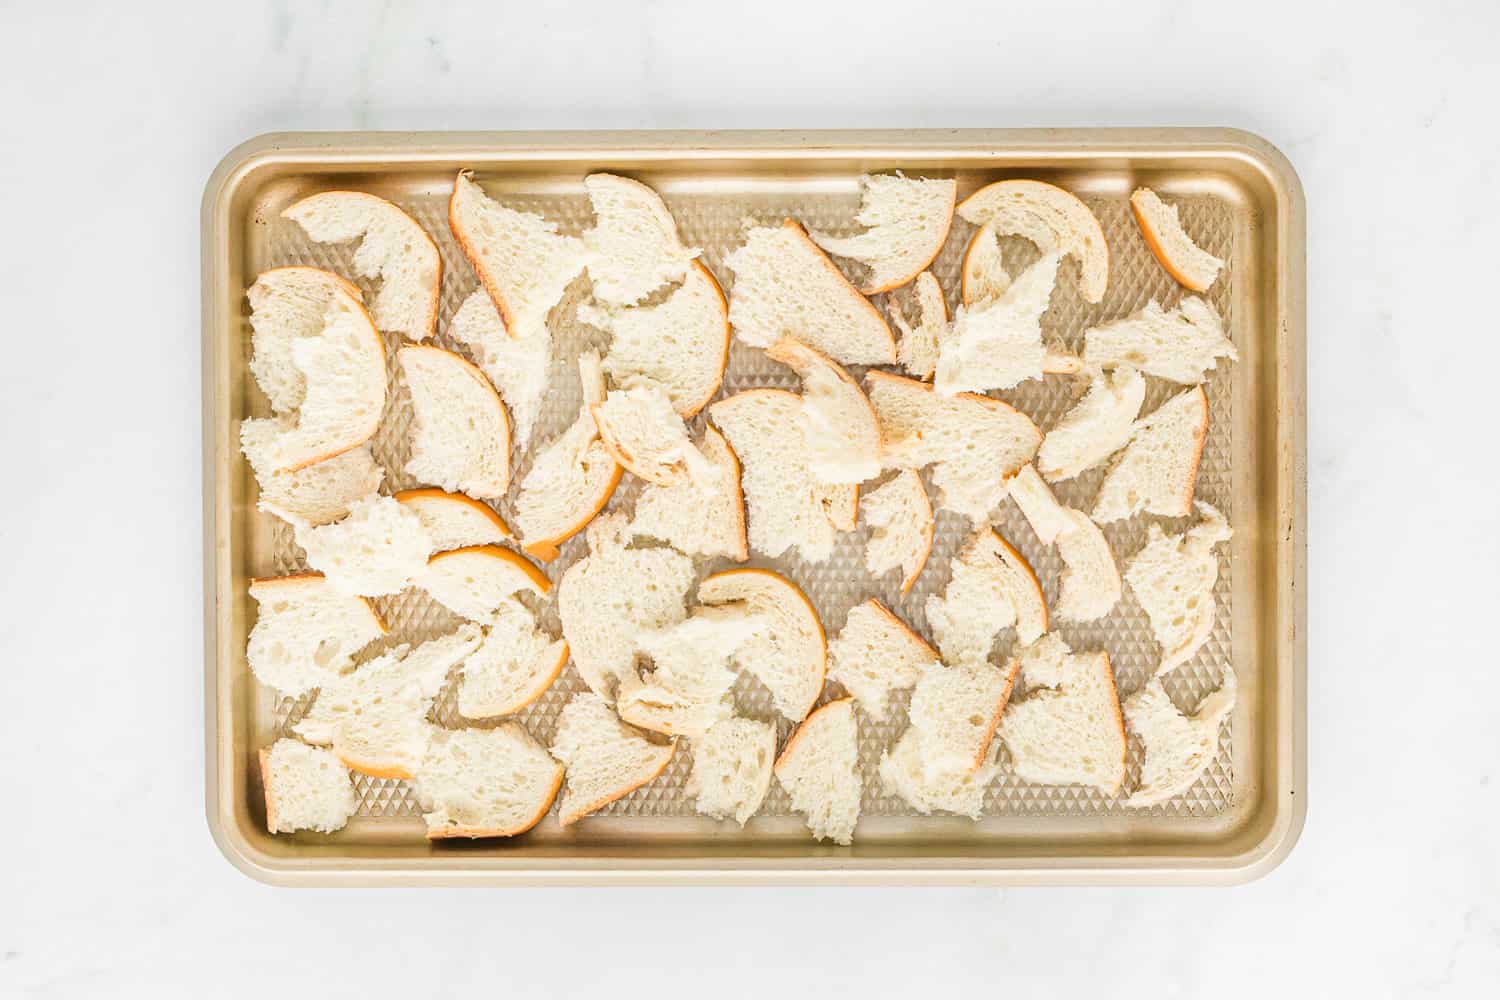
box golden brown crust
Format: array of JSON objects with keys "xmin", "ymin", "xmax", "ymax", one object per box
[
  {"xmin": 703, "ymin": 425, "xmax": 750, "ymax": 562},
  {"xmin": 959, "ymin": 225, "xmax": 995, "ymax": 307},
  {"xmin": 990, "ymin": 528, "xmax": 1049, "ymax": 636},
  {"xmin": 258, "ymin": 747, "xmax": 280, "ymax": 834},
  {"xmin": 425, "ymin": 763, "xmax": 565, "ymax": 839},
  {"xmin": 957, "ymin": 179, "xmax": 1110, "ymax": 304},
  {"xmin": 254, "ymin": 264, "xmax": 368, "ymax": 306},
  {"xmin": 278, "ymin": 283, "xmax": 387, "ymax": 473},
  {"xmin": 589, "ymin": 402, "xmax": 686, "ymax": 487},
  {"xmin": 863, "ymin": 598, "xmax": 939, "ymax": 659},
  {"xmin": 426, "ymin": 544, "xmax": 552, "ymax": 595},
  {"xmin": 887, "ymin": 473, "xmax": 935, "ymax": 594},
  {"xmin": 700, "ymin": 567, "xmax": 827, "ymax": 721},
  {"xmin": 393, "ymin": 487, "xmax": 514, "ymax": 540},
  {"xmin": 558, "ymin": 741, "xmax": 676, "ymax": 827},
  {"xmin": 398, "ymin": 343, "xmax": 513, "ymax": 491},
  {"xmin": 1178, "ymin": 386, "xmax": 1211, "ymax": 517},
  {"xmin": 850, "ymin": 181, "xmax": 956, "ymax": 296},
  {"xmin": 1130, "ymin": 189, "xmax": 1211, "ymax": 294},
  {"xmin": 680, "ymin": 260, "xmax": 732, "ymax": 419},
  {"xmin": 336, "ymin": 755, "xmax": 413, "ymax": 781},
  {"xmin": 247, "ymin": 573, "xmax": 389, "ymax": 634},
  {"xmin": 862, "ymin": 369, "xmax": 1044, "ymax": 460},
  {"xmin": 1096, "ymin": 651, "xmax": 1129, "ymax": 796},
  {"xmin": 520, "ymin": 461, "xmax": 624, "ymax": 564},
  {"xmin": 461, "ymin": 641, "xmax": 570, "ymax": 720},
  {"xmin": 449, "ymin": 170, "xmax": 524, "ymax": 338},
  {"xmin": 773, "ymin": 697, "xmax": 853, "ymax": 772},
  {"xmin": 971, "ymin": 657, "xmax": 1023, "ymax": 772},
  {"xmin": 781, "ymin": 219, "xmax": 897, "ymax": 364}
]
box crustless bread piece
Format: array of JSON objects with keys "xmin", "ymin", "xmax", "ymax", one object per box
[
  {"xmin": 957, "ymin": 179, "xmax": 1109, "ymax": 303},
  {"xmin": 1124, "ymin": 668, "xmax": 1237, "ymax": 807},
  {"xmin": 240, "ymin": 418, "xmax": 383, "ymax": 528},
  {"xmin": 399, "ymin": 344, "xmax": 511, "ymax": 499},
  {"xmin": 456, "ymin": 598, "xmax": 568, "ymax": 719},
  {"xmin": 1005, "ymin": 463, "xmax": 1074, "ymax": 546},
  {"xmin": 860, "ymin": 470, "xmax": 934, "ymax": 594},
  {"xmin": 826, "ymin": 599, "xmax": 938, "ymax": 722},
  {"xmin": 1124, "ymin": 501, "xmax": 1232, "ymax": 675},
  {"xmin": 582, "ymin": 261, "xmax": 730, "ymax": 418},
  {"xmin": 1054, "ymin": 508, "xmax": 1123, "ymax": 622},
  {"xmin": 448, "ymin": 171, "xmax": 589, "ymax": 340},
  {"xmin": 766, "ymin": 336, "xmax": 883, "ymax": 485},
  {"xmin": 997, "ymin": 634, "xmax": 1128, "ymax": 795},
  {"xmin": 774, "ymin": 698, "xmax": 861, "ymax": 844},
  {"xmin": 698, "ymin": 568, "xmax": 827, "ymax": 723},
  {"xmin": 415, "ymin": 723, "xmax": 564, "ymax": 838},
  {"xmin": 936, "ymin": 252, "xmax": 1066, "ymax": 395},
  {"xmin": 879, "ymin": 729, "xmax": 1000, "ymax": 820},
  {"xmin": 960, "ymin": 224, "xmax": 1011, "ymax": 306},
  {"xmin": 582, "ymin": 172, "xmax": 701, "ymax": 306},
  {"xmin": 1082, "ymin": 297, "xmax": 1236, "ymax": 385},
  {"xmin": 908, "ymin": 658, "xmax": 1021, "ymax": 780},
  {"xmin": 709, "ymin": 389, "xmax": 858, "ymax": 563},
  {"xmin": 1130, "ymin": 188, "xmax": 1225, "ymax": 293},
  {"xmin": 415, "ymin": 544, "xmax": 551, "ymax": 623},
  {"xmin": 513, "ymin": 352, "xmax": 622, "ymax": 561},
  {"xmin": 629, "ymin": 425, "xmax": 748, "ymax": 562},
  {"xmin": 393, "ymin": 487, "xmax": 512, "ymax": 550},
  {"xmin": 447, "ymin": 290, "xmax": 551, "ymax": 449},
  {"xmin": 925, "ymin": 527, "xmax": 1047, "ymax": 666},
  {"xmin": 550, "ymin": 692, "xmax": 677, "ymax": 826},
  {"xmin": 592, "ymin": 377, "xmax": 710, "ymax": 487},
  {"xmin": 888, "ymin": 271, "xmax": 948, "ymax": 380},
  {"xmin": 865, "ymin": 370, "xmax": 1040, "ymax": 523},
  {"xmin": 246, "ymin": 573, "xmax": 387, "ymax": 697},
  {"xmin": 247, "ymin": 266, "xmax": 367, "ymax": 414},
  {"xmin": 807, "ymin": 173, "xmax": 957, "ymax": 294},
  {"xmin": 616, "ymin": 605, "xmax": 767, "ymax": 738},
  {"xmin": 259, "ymin": 739, "xmax": 358, "ymax": 835},
  {"xmin": 1091, "ymin": 385, "xmax": 1209, "ymax": 524},
  {"xmin": 283, "ymin": 191, "xmax": 442, "ymax": 341},
  {"xmin": 1036, "ymin": 365, "xmax": 1146, "ymax": 483},
  {"xmin": 725, "ymin": 220, "xmax": 897, "ymax": 365},
  {"xmin": 687, "ymin": 716, "xmax": 777, "ymax": 825},
  {"xmin": 295, "ymin": 494, "xmax": 433, "ymax": 597}
]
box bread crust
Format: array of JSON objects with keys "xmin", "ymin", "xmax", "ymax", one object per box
[
  {"xmin": 680, "ymin": 260, "xmax": 732, "ymax": 418},
  {"xmin": 773, "ymin": 696, "xmax": 853, "ymax": 772},
  {"xmin": 700, "ymin": 567, "xmax": 827, "ymax": 722},
  {"xmin": 865, "ymin": 474, "xmax": 934, "ymax": 595},
  {"xmin": 399, "ymin": 343, "xmax": 513, "ymax": 493},
  {"xmin": 971, "ymin": 657, "xmax": 1022, "ymax": 772},
  {"xmin": 590, "ymin": 402, "xmax": 686, "ymax": 487},
  {"xmin": 864, "ymin": 598, "xmax": 938, "ymax": 658},
  {"xmin": 1129, "ymin": 189, "xmax": 1211, "ymax": 293},
  {"xmin": 864, "ymin": 368, "xmax": 1043, "ymax": 441},
  {"xmin": 1176, "ymin": 386, "xmax": 1211, "ymax": 517},
  {"xmin": 425, "ymin": 763, "xmax": 565, "ymax": 839},
  {"xmin": 461, "ymin": 640, "xmax": 570, "ymax": 720},
  {"xmin": 989, "ymin": 528, "xmax": 1049, "ymax": 637},
  {"xmin": 448, "ymin": 171, "xmax": 526, "ymax": 338},
  {"xmin": 957, "ymin": 179, "xmax": 1110, "ymax": 304},
  {"xmin": 765, "ymin": 334, "xmax": 886, "ymax": 453},
  {"xmin": 1096, "ymin": 651, "xmax": 1129, "ymax": 795},
  {"xmin": 247, "ymin": 572, "xmax": 389, "ymax": 634},
  {"xmin": 520, "ymin": 461, "xmax": 624, "ymax": 563},
  {"xmin": 557, "ymin": 740, "xmax": 676, "ymax": 827},
  {"xmin": 959, "ymin": 225, "xmax": 996, "ymax": 307},
  {"xmin": 257, "ymin": 747, "xmax": 281, "ymax": 834},
  {"xmin": 703, "ymin": 425, "xmax": 750, "ymax": 562},
  {"xmin": 393, "ymin": 487, "xmax": 514, "ymax": 540},
  {"xmin": 781, "ymin": 220, "xmax": 898, "ymax": 364},
  {"xmin": 840, "ymin": 182, "xmax": 956, "ymax": 295},
  {"xmin": 426, "ymin": 544, "xmax": 552, "ymax": 595}
]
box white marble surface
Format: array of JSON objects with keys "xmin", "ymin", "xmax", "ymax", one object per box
[{"xmin": 2, "ymin": 0, "xmax": 1498, "ymax": 996}]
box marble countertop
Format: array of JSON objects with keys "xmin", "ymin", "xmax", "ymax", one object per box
[{"xmin": 2, "ymin": 1, "xmax": 1497, "ymax": 996}]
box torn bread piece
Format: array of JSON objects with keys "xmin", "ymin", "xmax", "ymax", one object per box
[
  {"xmin": 935, "ymin": 252, "xmax": 1064, "ymax": 395},
  {"xmin": 860, "ymin": 470, "xmax": 934, "ymax": 594},
  {"xmin": 687, "ymin": 716, "xmax": 776, "ymax": 825},
  {"xmin": 294, "ymin": 626, "xmax": 482, "ymax": 779},
  {"xmin": 766, "ymin": 336, "xmax": 883, "ymax": 485},
  {"xmin": 888, "ymin": 270, "xmax": 947, "ymax": 380},
  {"xmin": 295, "ymin": 494, "xmax": 433, "ymax": 597},
  {"xmin": 960, "ymin": 224, "xmax": 1011, "ymax": 306},
  {"xmin": 592, "ymin": 377, "xmax": 709, "ymax": 486},
  {"xmin": 629, "ymin": 425, "xmax": 748, "ymax": 561},
  {"xmin": 1054, "ymin": 508, "xmax": 1123, "ymax": 622},
  {"xmin": 283, "ymin": 191, "xmax": 442, "ymax": 341},
  {"xmin": 1092, "ymin": 385, "xmax": 1209, "ymax": 523},
  {"xmin": 550, "ymin": 692, "xmax": 676, "ymax": 826},
  {"xmin": 399, "ymin": 344, "xmax": 511, "ymax": 499},
  {"xmin": 865, "ymin": 370, "xmax": 1040, "ymax": 523},
  {"xmin": 259, "ymin": 739, "xmax": 358, "ymax": 835},
  {"xmin": 456, "ymin": 598, "xmax": 568, "ymax": 719},
  {"xmin": 558, "ymin": 512, "xmax": 697, "ymax": 701},
  {"xmin": 1130, "ymin": 188, "xmax": 1224, "ymax": 293},
  {"xmin": 447, "ymin": 290, "xmax": 551, "ymax": 449},
  {"xmin": 582, "ymin": 173, "xmax": 701, "ymax": 306},
  {"xmin": 416, "ymin": 544, "xmax": 551, "ymax": 622},
  {"xmin": 247, "ymin": 574, "xmax": 387, "ymax": 696},
  {"xmin": 1083, "ymin": 297, "xmax": 1236, "ymax": 385},
  {"xmin": 1036, "ymin": 365, "xmax": 1146, "ymax": 482},
  {"xmin": 957, "ymin": 179, "xmax": 1109, "ymax": 303},
  {"xmin": 247, "ymin": 266, "xmax": 367, "ymax": 414},
  {"xmin": 709, "ymin": 389, "xmax": 858, "ymax": 563},
  {"xmin": 1124, "ymin": 668, "xmax": 1237, "ymax": 807},
  {"xmin": 513, "ymin": 352, "xmax": 621, "ymax": 562},
  {"xmin": 394, "ymin": 488, "xmax": 511, "ymax": 551},
  {"xmin": 997, "ymin": 634, "xmax": 1128, "ymax": 795},
  {"xmin": 583, "ymin": 261, "xmax": 729, "ymax": 418},
  {"xmin": 616, "ymin": 605, "xmax": 766, "ymax": 737},
  {"xmin": 880, "ymin": 729, "xmax": 1001, "ymax": 820},
  {"xmin": 774, "ymin": 698, "xmax": 860, "ymax": 845},
  {"xmin": 808, "ymin": 173, "xmax": 957, "ymax": 294},
  {"xmin": 827, "ymin": 599, "xmax": 939, "ymax": 722},
  {"xmin": 698, "ymin": 569, "xmax": 826, "ymax": 723},
  {"xmin": 1005, "ymin": 464, "xmax": 1073, "ymax": 545},
  {"xmin": 449, "ymin": 171, "xmax": 588, "ymax": 340},
  {"xmin": 1124, "ymin": 502, "xmax": 1231, "ymax": 674},
  {"xmin": 925, "ymin": 527, "xmax": 1047, "ymax": 666},
  {"xmin": 240, "ymin": 419, "xmax": 383, "ymax": 528},
  {"xmin": 725, "ymin": 220, "xmax": 897, "ymax": 365},
  {"xmin": 415, "ymin": 723, "xmax": 563, "ymax": 839},
  {"xmin": 908, "ymin": 658, "xmax": 1021, "ymax": 780}
]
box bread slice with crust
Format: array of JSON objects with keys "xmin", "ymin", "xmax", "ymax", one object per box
[
  {"xmin": 283, "ymin": 191, "xmax": 442, "ymax": 341},
  {"xmin": 808, "ymin": 174, "xmax": 957, "ymax": 294},
  {"xmin": 773, "ymin": 698, "xmax": 860, "ymax": 844},
  {"xmin": 416, "ymin": 723, "xmax": 564, "ymax": 838},
  {"xmin": 558, "ymin": 512, "xmax": 697, "ymax": 701},
  {"xmin": 399, "ymin": 344, "xmax": 511, "ymax": 499},
  {"xmin": 582, "ymin": 173, "xmax": 701, "ymax": 306},
  {"xmin": 936, "ymin": 252, "xmax": 1062, "ymax": 395},
  {"xmin": 592, "ymin": 377, "xmax": 708, "ymax": 487},
  {"xmin": 687, "ymin": 716, "xmax": 776, "ymax": 825},
  {"xmin": 550, "ymin": 692, "xmax": 676, "ymax": 826},
  {"xmin": 629, "ymin": 425, "xmax": 748, "ymax": 561},
  {"xmin": 447, "ymin": 290, "xmax": 551, "ymax": 449},
  {"xmin": 449, "ymin": 171, "xmax": 589, "ymax": 339},
  {"xmin": 240, "ymin": 419, "xmax": 383, "ymax": 528},
  {"xmin": 1054, "ymin": 508, "xmax": 1122, "ymax": 622},
  {"xmin": 1124, "ymin": 501, "xmax": 1231, "ymax": 674},
  {"xmin": 1124, "ymin": 668, "xmax": 1236, "ymax": 806},
  {"xmin": 295, "ymin": 493, "xmax": 433, "ymax": 597},
  {"xmin": 1083, "ymin": 297, "xmax": 1236, "ymax": 385},
  {"xmin": 698, "ymin": 569, "xmax": 826, "ymax": 723},
  {"xmin": 709, "ymin": 389, "xmax": 858, "ymax": 563},
  {"xmin": 827, "ymin": 599, "xmax": 938, "ymax": 722},
  {"xmin": 259, "ymin": 739, "xmax": 358, "ymax": 835},
  {"xmin": 456, "ymin": 598, "xmax": 568, "ymax": 719},
  {"xmin": 1005, "ymin": 463, "xmax": 1073, "ymax": 545},
  {"xmin": 582, "ymin": 261, "xmax": 729, "ymax": 418},
  {"xmin": 766, "ymin": 336, "xmax": 883, "ymax": 485},
  {"xmin": 394, "ymin": 487, "xmax": 511, "ymax": 551},
  {"xmin": 879, "ymin": 729, "xmax": 1000, "ymax": 819},
  {"xmin": 1130, "ymin": 188, "xmax": 1224, "ymax": 293},
  {"xmin": 247, "ymin": 266, "xmax": 367, "ymax": 414},
  {"xmin": 926, "ymin": 527, "xmax": 1047, "ymax": 666},
  {"xmin": 865, "ymin": 370, "xmax": 1040, "ymax": 523},
  {"xmin": 888, "ymin": 271, "xmax": 947, "ymax": 380},
  {"xmin": 725, "ymin": 220, "xmax": 897, "ymax": 365},
  {"xmin": 294, "ymin": 626, "xmax": 483, "ymax": 779},
  {"xmin": 616, "ymin": 605, "xmax": 766, "ymax": 737},
  {"xmin": 1036, "ymin": 365, "xmax": 1146, "ymax": 482},
  {"xmin": 1092, "ymin": 385, "xmax": 1209, "ymax": 523},
  {"xmin": 513, "ymin": 351, "xmax": 622, "ymax": 561},
  {"xmin": 908, "ymin": 658, "xmax": 1021, "ymax": 779},
  {"xmin": 247, "ymin": 573, "xmax": 387, "ymax": 696},
  {"xmin": 957, "ymin": 179, "xmax": 1109, "ymax": 303},
  {"xmin": 960, "ymin": 224, "xmax": 1011, "ymax": 306},
  {"xmin": 860, "ymin": 470, "xmax": 934, "ymax": 594},
  {"xmin": 416, "ymin": 544, "xmax": 550, "ymax": 622},
  {"xmin": 997, "ymin": 634, "xmax": 1128, "ymax": 794}
]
